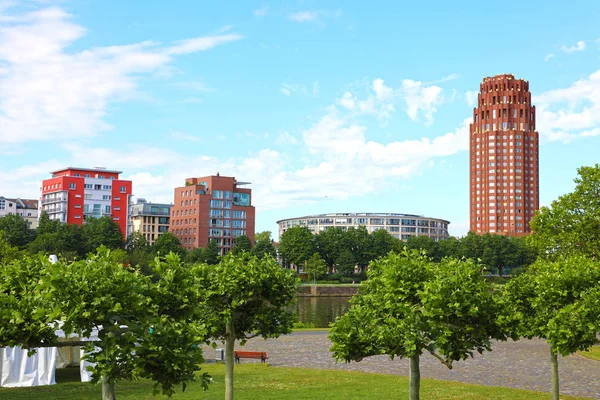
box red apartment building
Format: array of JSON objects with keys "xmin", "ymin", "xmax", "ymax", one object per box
[
  {"xmin": 40, "ymin": 167, "xmax": 133, "ymax": 238},
  {"xmin": 171, "ymin": 174, "xmax": 256, "ymax": 255},
  {"xmin": 469, "ymin": 74, "xmax": 540, "ymax": 236}
]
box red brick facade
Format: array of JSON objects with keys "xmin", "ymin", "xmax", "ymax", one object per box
[
  {"xmin": 170, "ymin": 175, "xmax": 255, "ymax": 255},
  {"xmin": 469, "ymin": 74, "xmax": 539, "ymax": 236}
]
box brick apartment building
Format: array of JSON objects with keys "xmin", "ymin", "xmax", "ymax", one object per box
[
  {"xmin": 469, "ymin": 74, "xmax": 540, "ymax": 235},
  {"xmin": 40, "ymin": 167, "xmax": 133, "ymax": 238},
  {"xmin": 170, "ymin": 174, "xmax": 255, "ymax": 255}
]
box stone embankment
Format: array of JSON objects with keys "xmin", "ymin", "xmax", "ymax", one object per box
[{"xmin": 296, "ymin": 284, "xmax": 359, "ymax": 297}]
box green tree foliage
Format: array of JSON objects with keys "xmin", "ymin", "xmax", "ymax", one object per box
[
  {"xmin": 335, "ymin": 249, "xmax": 356, "ymax": 277},
  {"xmin": 47, "ymin": 249, "xmax": 209, "ymax": 399},
  {"xmin": 314, "ymin": 227, "xmax": 347, "ymax": 268},
  {"xmin": 305, "ymin": 253, "xmax": 327, "ymax": 283},
  {"xmin": 231, "ymin": 235, "xmax": 252, "ymax": 255},
  {"xmin": 0, "ymin": 255, "xmax": 56, "ymax": 349},
  {"xmin": 0, "ymin": 232, "xmax": 21, "ymax": 263},
  {"xmin": 438, "ymin": 236, "xmax": 461, "ymax": 258},
  {"xmin": 345, "ymin": 226, "xmax": 373, "ymax": 267},
  {"xmin": 405, "ymin": 235, "xmax": 442, "ymax": 261},
  {"xmin": 370, "ymin": 229, "xmax": 402, "ymax": 260},
  {"xmin": 82, "ymin": 216, "xmax": 125, "ymax": 252},
  {"xmin": 277, "ymin": 226, "xmax": 315, "ymax": 267},
  {"xmin": 125, "ymin": 232, "xmax": 152, "ymax": 272},
  {"xmin": 186, "ymin": 240, "xmax": 220, "ymax": 265},
  {"xmin": 251, "ymin": 238, "xmax": 277, "ymax": 260},
  {"xmin": 254, "ymin": 231, "xmax": 272, "ymax": 243},
  {"xmin": 504, "ymin": 255, "xmax": 600, "ymax": 400},
  {"xmin": 199, "ymin": 253, "xmax": 299, "ymax": 400},
  {"xmin": 330, "ymin": 250, "xmax": 509, "ymax": 400},
  {"xmin": 530, "ymin": 164, "xmax": 600, "ymax": 259},
  {"xmin": 0, "ymin": 214, "xmax": 34, "ymax": 248},
  {"xmin": 152, "ymin": 231, "xmax": 185, "ymax": 258},
  {"xmin": 28, "ymin": 223, "xmax": 86, "ymax": 259}
]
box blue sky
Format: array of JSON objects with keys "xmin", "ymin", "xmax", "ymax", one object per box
[{"xmin": 1, "ymin": 0, "xmax": 599, "ymax": 238}]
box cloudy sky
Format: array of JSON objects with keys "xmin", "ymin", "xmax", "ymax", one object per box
[{"xmin": 1, "ymin": 0, "xmax": 599, "ymax": 238}]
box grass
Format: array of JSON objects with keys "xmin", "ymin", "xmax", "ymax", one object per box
[
  {"xmin": 0, "ymin": 364, "xmax": 592, "ymax": 400},
  {"xmin": 579, "ymin": 345, "xmax": 600, "ymax": 362}
]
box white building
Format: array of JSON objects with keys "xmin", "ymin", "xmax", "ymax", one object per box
[{"xmin": 0, "ymin": 197, "xmax": 39, "ymax": 229}]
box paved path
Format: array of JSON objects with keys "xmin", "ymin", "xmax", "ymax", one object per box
[{"xmin": 204, "ymin": 331, "xmax": 600, "ymax": 399}]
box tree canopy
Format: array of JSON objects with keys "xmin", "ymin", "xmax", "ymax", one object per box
[
  {"xmin": 231, "ymin": 234, "xmax": 252, "ymax": 255},
  {"xmin": 330, "ymin": 250, "xmax": 510, "ymax": 400}
]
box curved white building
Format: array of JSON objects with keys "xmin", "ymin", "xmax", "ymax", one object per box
[{"xmin": 277, "ymin": 213, "xmax": 450, "ymax": 241}]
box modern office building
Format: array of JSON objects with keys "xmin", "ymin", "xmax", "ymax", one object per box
[
  {"xmin": 469, "ymin": 74, "xmax": 540, "ymax": 235},
  {"xmin": 170, "ymin": 174, "xmax": 256, "ymax": 254},
  {"xmin": 277, "ymin": 213, "xmax": 450, "ymax": 241},
  {"xmin": 130, "ymin": 199, "xmax": 172, "ymax": 245},
  {"xmin": 40, "ymin": 167, "xmax": 133, "ymax": 238},
  {"xmin": 0, "ymin": 197, "xmax": 39, "ymax": 228}
]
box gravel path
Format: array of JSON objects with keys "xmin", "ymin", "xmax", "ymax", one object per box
[{"xmin": 203, "ymin": 331, "xmax": 600, "ymax": 399}]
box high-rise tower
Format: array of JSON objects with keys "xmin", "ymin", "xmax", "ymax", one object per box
[{"xmin": 469, "ymin": 74, "xmax": 539, "ymax": 236}]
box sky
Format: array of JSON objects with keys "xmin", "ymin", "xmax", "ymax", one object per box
[{"xmin": 1, "ymin": 0, "xmax": 599, "ymax": 239}]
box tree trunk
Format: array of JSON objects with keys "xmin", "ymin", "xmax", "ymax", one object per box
[
  {"xmin": 102, "ymin": 377, "xmax": 116, "ymax": 400},
  {"xmin": 409, "ymin": 353, "xmax": 420, "ymax": 400},
  {"xmin": 550, "ymin": 348, "xmax": 559, "ymax": 400},
  {"xmin": 225, "ymin": 318, "xmax": 235, "ymax": 400}
]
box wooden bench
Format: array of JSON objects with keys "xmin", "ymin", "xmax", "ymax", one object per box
[{"xmin": 234, "ymin": 350, "xmax": 268, "ymax": 364}]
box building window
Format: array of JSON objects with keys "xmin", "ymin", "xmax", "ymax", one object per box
[
  {"xmin": 102, "ymin": 195, "xmax": 111, "ymax": 200},
  {"xmin": 105, "ymin": 205, "xmax": 111, "ymax": 214},
  {"xmin": 232, "ymin": 210, "xmax": 246, "ymax": 219},
  {"xmin": 213, "ymin": 190, "xmax": 223, "ymax": 199},
  {"xmin": 210, "ymin": 200, "xmax": 223, "ymax": 208},
  {"xmin": 84, "ymin": 184, "xmax": 93, "ymax": 189},
  {"xmin": 120, "ymin": 186, "xmax": 126, "ymax": 193},
  {"xmin": 69, "ymin": 183, "xmax": 76, "ymax": 189}
]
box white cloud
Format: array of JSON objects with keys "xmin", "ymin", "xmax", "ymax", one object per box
[
  {"xmin": 338, "ymin": 92, "xmax": 355, "ymax": 110},
  {"xmin": 312, "ymin": 80, "xmax": 319, "ymax": 95},
  {"xmin": 0, "ymin": 5, "xmax": 242, "ymax": 144},
  {"xmin": 560, "ymin": 40, "xmax": 585, "ymax": 53},
  {"xmin": 276, "ymin": 132, "xmax": 298, "ymax": 145},
  {"xmin": 401, "ymin": 79, "xmax": 443, "ymax": 125},
  {"xmin": 465, "ymin": 90, "xmax": 478, "ymax": 107},
  {"xmin": 372, "ymin": 78, "xmax": 393, "ymax": 101},
  {"xmin": 544, "ymin": 53, "xmax": 555, "ymax": 62},
  {"xmin": 534, "ymin": 70, "xmax": 600, "ymax": 142},
  {"xmin": 253, "ymin": 7, "xmax": 268, "ymax": 17},
  {"xmin": 169, "ymin": 131, "xmax": 200, "ymax": 142},
  {"xmin": 280, "ymin": 86, "xmax": 292, "ymax": 96},
  {"xmin": 279, "ymin": 82, "xmax": 317, "ymax": 97},
  {"xmin": 289, "ymin": 11, "xmax": 319, "ymax": 22}
]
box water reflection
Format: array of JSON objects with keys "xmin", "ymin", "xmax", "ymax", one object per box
[{"xmin": 294, "ymin": 296, "xmax": 351, "ymax": 328}]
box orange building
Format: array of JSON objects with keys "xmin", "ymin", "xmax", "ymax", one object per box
[
  {"xmin": 170, "ymin": 174, "xmax": 256, "ymax": 254},
  {"xmin": 40, "ymin": 167, "xmax": 133, "ymax": 238},
  {"xmin": 469, "ymin": 74, "xmax": 540, "ymax": 235}
]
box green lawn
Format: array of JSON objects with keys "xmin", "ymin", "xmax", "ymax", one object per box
[
  {"xmin": 0, "ymin": 364, "xmax": 591, "ymax": 400},
  {"xmin": 579, "ymin": 345, "xmax": 600, "ymax": 362}
]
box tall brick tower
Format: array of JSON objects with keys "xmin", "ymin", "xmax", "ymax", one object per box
[{"xmin": 469, "ymin": 74, "xmax": 539, "ymax": 236}]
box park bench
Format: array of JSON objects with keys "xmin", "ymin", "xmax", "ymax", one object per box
[{"xmin": 234, "ymin": 350, "xmax": 268, "ymax": 364}]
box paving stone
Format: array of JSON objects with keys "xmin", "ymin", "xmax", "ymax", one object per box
[{"xmin": 203, "ymin": 331, "xmax": 600, "ymax": 399}]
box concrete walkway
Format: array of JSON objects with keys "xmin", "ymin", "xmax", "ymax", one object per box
[{"xmin": 204, "ymin": 331, "xmax": 600, "ymax": 399}]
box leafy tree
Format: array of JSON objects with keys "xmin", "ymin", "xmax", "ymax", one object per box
[
  {"xmin": 504, "ymin": 255, "xmax": 600, "ymax": 400},
  {"xmin": 370, "ymin": 229, "xmax": 402, "ymax": 260},
  {"xmin": 231, "ymin": 235, "xmax": 252, "ymax": 255},
  {"xmin": 314, "ymin": 227, "xmax": 347, "ymax": 268},
  {"xmin": 405, "ymin": 235, "xmax": 442, "ymax": 261},
  {"xmin": 0, "ymin": 255, "xmax": 56, "ymax": 349},
  {"xmin": 200, "ymin": 253, "xmax": 299, "ymax": 400},
  {"xmin": 335, "ymin": 249, "xmax": 356, "ymax": 277},
  {"xmin": 254, "ymin": 231, "xmax": 272, "ymax": 243},
  {"xmin": 251, "ymin": 239, "xmax": 277, "ymax": 260},
  {"xmin": 530, "ymin": 164, "xmax": 600, "ymax": 259},
  {"xmin": 330, "ymin": 250, "xmax": 509, "ymax": 400},
  {"xmin": 187, "ymin": 240, "xmax": 220, "ymax": 265},
  {"xmin": 82, "ymin": 216, "xmax": 125, "ymax": 253},
  {"xmin": 36, "ymin": 212, "xmax": 61, "ymax": 235},
  {"xmin": 125, "ymin": 232, "xmax": 152, "ymax": 272},
  {"xmin": 438, "ymin": 236, "xmax": 461, "ymax": 259},
  {"xmin": 0, "ymin": 214, "xmax": 34, "ymax": 248},
  {"xmin": 48, "ymin": 249, "xmax": 209, "ymax": 399},
  {"xmin": 152, "ymin": 231, "xmax": 185, "ymax": 258},
  {"xmin": 0, "ymin": 233, "xmax": 21, "ymax": 263},
  {"xmin": 277, "ymin": 226, "xmax": 315, "ymax": 268},
  {"xmin": 459, "ymin": 231, "xmax": 485, "ymax": 260},
  {"xmin": 305, "ymin": 253, "xmax": 327, "ymax": 283},
  {"xmin": 345, "ymin": 226, "xmax": 373, "ymax": 267}
]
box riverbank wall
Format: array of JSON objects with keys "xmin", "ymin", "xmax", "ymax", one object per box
[{"xmin": 296, "ymin": 285, "xmax": 360, "ymax": 297}]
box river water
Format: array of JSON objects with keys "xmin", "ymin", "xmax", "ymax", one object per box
[{"xmin": 294, "ymin": 296, "xmax": 351, "ymax": 328}]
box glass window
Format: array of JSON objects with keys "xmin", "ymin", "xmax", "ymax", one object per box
[
  {"xmin": 213, "ymin": 190, "xmax": 223, "ymax": 199},
  {"xmin": 232, "ymin": 210, "xmax": 246, "ymax": 219},
  {"xmin": 105, "ymin": 205, "xmax": 110, "ymax": 214},
  {"xmin": 233, "ymin": 192, "xmax": 250, "ymax": 206},
  {"xmin": 120, "ymin": 186, "xmax": 126, "ymax": 193},
  {"xmin": 210, "ymin": 200, "xmax": 223, "ymax": 208},
  {"xmin": 69, "ymin": 183, "xmax": 76, "ymax": 189},
  {"xmin": 223, "ymin": 191, "xmax": 232, "ymax": 199}
]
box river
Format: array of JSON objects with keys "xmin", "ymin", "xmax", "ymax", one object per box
[{"xmin": 294, "ymin": 296, "xmax": 351, "ymax": 328}]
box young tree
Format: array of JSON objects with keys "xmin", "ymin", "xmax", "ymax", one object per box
[
  {"xmin": 330, "ymin": 250, "xmax": 509, "ymax": 400},
  {"xmin": 345, "ymin": 226, "xmax": 373, "ymax": 267},
  {"xmin": 0, "ymin": 214, "xmax": 34, "ymax": 248},
  {"xmin": 530, "ymin": 164, "xmax": 600, "ymax": 259},
  {"xmin": 438, "ymin": 236, "xmax": 461, "ymax": 259},
  {"xmin": 231, "ymin": 235, "xmax": 252, "ymax": 255},
  {"xmin": 152, "ymin": 231, "xmax": 185, "ymax": 258},
  {"xmin": 314, "ymin": 227, "xmax": 347, "ymax": 268},
  {"xmin": 335, "ymin": 249, "xmax": 356, "ymax": 277},
  {"xmin": 305, "ymin": 253, "xmax": 327, "ymax": 283},
  {"xmin": 251, "ymin": 239, "xmax": 277, "ymax": 260},
  {"xmin": 405, "ymin": 235, "xmax": 442, "ymax": 261},
  {"xmin": 371, "ymin": 229, "xmax": 402, "ymax": 260},
  {"xmin": 254, "ymin": 231, "xmax": 272, "ymax": 243},
  {"xmin": 82, "ymin": 216, "xmax": 125, "ymax": 253},
  {"xmin": 277, "ymin": 226, "xmax": 315, "ymax": 268},
  {"xmin": 504, "ymin": 255, "xmax": 600, "ymax": 400},
  {"xmin": 200, "ymin": 253, "xmax": 299, "ymax": 400},
  {"xmin": 48, "ymin": 250, "xmax": 209, "ymax": 399}
]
